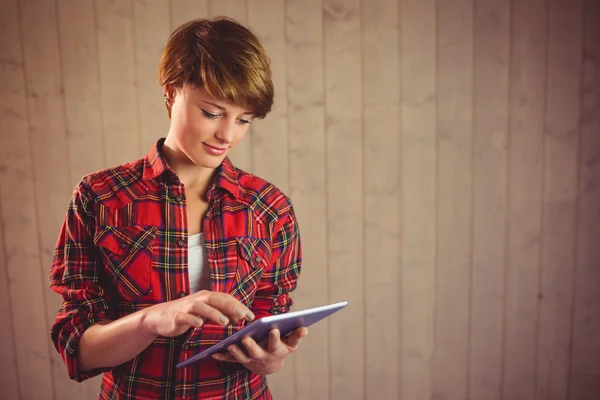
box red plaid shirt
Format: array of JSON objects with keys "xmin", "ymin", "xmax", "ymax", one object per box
[{"xmin": 49, "ymin": 139, "xmax": 302, "ymax": 399}]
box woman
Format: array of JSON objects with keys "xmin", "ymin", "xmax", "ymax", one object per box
[{"xmin": 50, "ymin": 17, "xmax": 306, "ymax": 399}]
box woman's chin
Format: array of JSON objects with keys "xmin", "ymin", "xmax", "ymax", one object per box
[{"xmin": 191, "ymin": 154, "xmax": 226, "ymax": 169}]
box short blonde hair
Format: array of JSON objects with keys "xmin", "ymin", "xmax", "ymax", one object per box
[{"xmin": 158, "ymin": 17, "xmax": 274, "ymax": 118}]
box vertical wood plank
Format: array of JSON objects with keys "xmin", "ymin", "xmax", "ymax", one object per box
[
  {"xmin": 95, "ymin": 0, "xmax": 141, "ymax": 167},
  {"xmin": 0, "ymin": 204, "xmax": 20, "ymax": 400},
  {"xmin": 3, "ymin": 2, "xmax": 596, "ymax": 400},
  {"xmin": 570, "ymin": 1, "xmax": 600, "ymax": 398},
  {"xmin": 56, "ymin": 0, "xmax": 106, "ymax": 397},
  {"xmin": 1, "ymin": 0, "xmax": 60, "ymax": 398},
  {"xmin": 400, "ymin": 0, "xmax": 437, "ymax": 398},
  {"xmin": 362, "ymin": 1, "xmax": 401, "ymax": 399},
  {"xmin": 469, "ymin": 1, "xmax": 510, "ymax": 399},
  {"xmin": 20, "ymin": 0, "xmax": 86, "ymax": 398},
  {"xmin": 433, "ymin": 0, "xmax": 473, "ymax": 398},
  {"xmin": 19, "ymin": 0, "xmax": 75, "ymax": 269},
  {"xmin": 207, "ymin": 0, "xmax": 253, "ymax": 173},
  {"xmin": 0, "ymin": 2, "xmax": 23, "ymax": 398},
  {"xmin": 285, "ymin": 1, "xmax": 329, "ymax": 399},
  {"xmin": 247, "ymin": 3, "xmax": 293, "ymax": 397},
  {"xmin": 57, "ymin": 0, "xmax": 105, "ymax": 188},
  {"xmin": 248, "ymin": 0, "xmax": 289, "ymax": 194},
  {"xmin": 537, "ymin": 1, "xmax": 583, "ymax": 399},
  {"xmin": 170, "ymin": 0, "xmax": 208, "ymax": 30},
  {"xmin": 208, "ymin": 0, "xmax": 246, "ymax": 21},
  {"xmin": 134, "ymin": 0, "xmax": 171, "ymax": 155},
  {"xmin": 323, "ymin": 1, "xmax": 364, "ymax": 399},
  {"xmin": 503, "ymin": 1, "xmax": 547, "ymax": 399}
]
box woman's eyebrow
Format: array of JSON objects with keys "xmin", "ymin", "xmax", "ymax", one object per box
[
  {"xmin": 202, "ymin": 100, "xmax": 226, "ymax": 110},
  {"xmin": 201, "ymin": 100, "xmax": 253, "ymax": 116}
]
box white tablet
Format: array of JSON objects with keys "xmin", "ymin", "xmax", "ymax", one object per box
[{"xmin": 176, "ymin": 300, "xmax": 348, "ymax": 368}]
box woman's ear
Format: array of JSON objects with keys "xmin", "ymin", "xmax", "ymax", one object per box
[
  {"xmin": 163, "ymin": 85, "xmax": 175, "ymax": 105},
  {"xmin": 163, "ymin": 85, "xmax": 177, "ymax": 118}
]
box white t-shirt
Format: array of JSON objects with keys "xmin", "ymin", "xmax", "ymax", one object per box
[{"xmin": 188, "ymin": 233, "xmax": 211, "ymax": 293}]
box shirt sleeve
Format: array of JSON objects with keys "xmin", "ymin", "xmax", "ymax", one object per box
[
  {"xmin": 49, "ymin": 180, "xmax": 115, "ymax": 382},
  {"xmin": 250, "ymin": 202, "xmax": 302, "ymax": 319}
]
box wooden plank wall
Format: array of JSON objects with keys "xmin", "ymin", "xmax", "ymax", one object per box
[{"xmin": 0, "ymin": 1, "xmax": 598, "ymax": 399}]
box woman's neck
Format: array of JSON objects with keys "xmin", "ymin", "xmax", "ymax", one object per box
[{"xmin": 161, "ymin": 141, "xmax": 216, "ymax": 200}]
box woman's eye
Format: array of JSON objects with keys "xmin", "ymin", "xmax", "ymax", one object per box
[
  {"xmin": 237, "ymin": 118, "xmax": 252, "ymax": 125},
  {"xmin": 202, "ymin": 110, "xmax": 220, "ymax": 119}
]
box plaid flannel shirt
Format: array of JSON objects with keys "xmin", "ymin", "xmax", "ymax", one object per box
[{"xmin": 49, "ymin": 139, "xmax": 302, "ymax": 399}]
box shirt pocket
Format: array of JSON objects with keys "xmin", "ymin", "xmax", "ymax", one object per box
[
  {"xmin": 231, "ymin": 237, "xmax": 271, "ymax": 305},
  {"xmin": 94, "ymin": 225, "xmax": 157, "ymax": 302}
]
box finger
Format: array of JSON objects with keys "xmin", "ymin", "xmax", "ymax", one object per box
[
  {"xmin": 268, "ymin": 329, "xmax": 282, "ymax": 353},
  {"xmin": 283, "ymin": 327, "xmax": 308, "ymax": 350},
  {"xmin": 188, "ymin": 301, "xmax": 230, "ymax": 326},
  {"xmin": 241, "ymin": 336, "xmax": 265, "ymax": 359},
  {"xmin": 203, "ymin": 292, "xmax": 255, "ymax": 323},
  {"xmin": 168, "ymin": 313, "xmax": 204, "ymax": 336},
  {"xmin": 213, "ymin": 352, "xmax": 237, "ymax": 363},
  {"xmin": 174, "ymin": 312, "xmax": 204, "ymax": 329},
  {"xmin": 227, "ymin": 345, "xmax": 251, "ymax": 364}
]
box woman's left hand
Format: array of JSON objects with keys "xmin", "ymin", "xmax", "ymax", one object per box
[{"xmin": 212, "ymin": 327, "xmax": 308, "ymax": 375}]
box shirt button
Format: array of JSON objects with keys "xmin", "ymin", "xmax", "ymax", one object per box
[
  {"xmin": 177, "ymin": 239, "xmax": 186, "ymax": 247},
  {"xmin": 178, "ymin": 291, "xmax": 187, "ymax": 298},
  {"xmin": 254, "ymin": 255, "xmax": 262, "ymax": 264},
  {"xmin": 175, "ymin": 194, "xmax": 184, "ymax": 202}
]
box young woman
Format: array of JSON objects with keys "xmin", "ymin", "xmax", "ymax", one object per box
[{"xmin": 50, "ymin": 17, "xmax": 306, "ymax": 399}]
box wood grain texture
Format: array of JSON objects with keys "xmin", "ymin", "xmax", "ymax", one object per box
[
  {"xmin": 208, "ymin": 0, "xmax": 245, "ymax": 21},
  {"xmin": 570, "ymin": 2, "xmax": 600, "ymax": 399},
  {"xmin": 0, "ymin": 165, "xmax": 20, "ymax": 396},
  {"xmin": 1, "ymin": 1, "xmax": 599, "ymax": 399},
  {"xmin": 537, "ymin": 1, "xmax": 583, "ymax": 399},
  {"xmin": 57, "ymin": 0, "xmax": 105, "ymax": 187},
  {"xmin": 323, "ymin": 1, "xmax": 364, "ymax": 399},
  {"xmin": 1, "ymin": 0, "xmax": 56, "ymax": 398},
  {"xmin": 19, "ymin": 0, "xmax": 82, "ymax": 398},
  {"xmin": 433, "ymin": 0, "xmax": 473, "ymax": 398},
  {"xmin": 400, "ymin": 0, "xmax": 437, "ymax": 398},
  {"xmin": 0, "ymin": 1, "xmax": 23, "ymax": 398},
  {"xmin": 469, "ymin": 1, "xmax": 511, "ymax": 399},
  {"xmin": 362, "ymin": 1, "xmax": 401, "ymax": 399},
  {"xmin": 248, "ymin": 0, "xmax": 289, "ymax": 194},
  {"xmin": 0, "ymin": 208, "xmax": 20, "ymax": 399},
  {"xmin": 170, "ymin": 0, "xmax": 208, "ymax": 29},
  {"xmin": 285, "ymin": 1, "xmax": 329, "ymax": 399},
  {"xmin": 503, "ymin": 1, "xmax": 547, "ymax": 399},
  {"xmin": 95, "ymin": 0, "xmax": 141, "ymax": 167},
  {"xmin": 134, "ymin": 0, "xmax": 171, "ymax": 154}
]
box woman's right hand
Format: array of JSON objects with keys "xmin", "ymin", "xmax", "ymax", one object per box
[{"xmin": 142, "ymin": 290, "xmax": 255, "ymax": 337}]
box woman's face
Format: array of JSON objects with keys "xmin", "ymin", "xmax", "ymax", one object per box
[{"xmin": 165, "ymin": 84, "xmax": 253, "ymax": 169}]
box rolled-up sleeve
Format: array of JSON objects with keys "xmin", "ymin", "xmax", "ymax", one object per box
[
  {"xmin": 251, "ymin": 201, "xmax": 302, "ymax": 319},
  {"xmin": 49, "ymin": 180, "xmax": 114, "ymax": 382}
]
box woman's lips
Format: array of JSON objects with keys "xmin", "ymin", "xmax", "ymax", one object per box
[{"xmin": 203, "ymin": 143, "xmax": 228, "ymax": 156}]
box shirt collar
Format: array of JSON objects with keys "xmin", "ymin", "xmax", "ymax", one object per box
[
  {"xmin": 142, "ymin": 138, "xmax": 172, "ymax": 182},
  {"xmin": 142, "ymin": 138, "xmax": 240, "ymax": 200},
  {"xmin": 208, "ymin": 156, "xmax": 240, "ymax": 200}
]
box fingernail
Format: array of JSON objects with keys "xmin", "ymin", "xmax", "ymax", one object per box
[
  {"xmin": 234, "ymin": 308, "xmax": 246, "ymax": 318},
  {"xmin": 219, "ymin": 316, "xmax": 229, "ymax": 324},
  {"xmin": 247, "ymin": 312, "xmax": 255, "ymax": 320}
]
